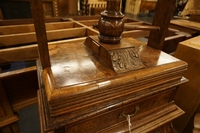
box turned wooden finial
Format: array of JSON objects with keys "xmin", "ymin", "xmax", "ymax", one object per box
[{"xmin": 98, "ymin": 0, "xmax": 124, "ymax": 44}]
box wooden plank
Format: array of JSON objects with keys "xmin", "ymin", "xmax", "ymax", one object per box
[
  {"xmin": 70, "ymin": 19, "xmax": 98, "ymax": 35},
  {"xmin": 0, "ymin": 21, "xmax": 74, "ymax": 35},
  {"xmin": 47, "ymin": 27, "xmax": 86, "ymax": 41},
  {"xmin": 147, "ymin": 0, "xmax": 176, "ymax": 49},
  {"xmin": 0, "ymin": 66, "xmax": 38, "ymax": 110},
  {"xmin": 0, "ymin": 37, "xmax": 86, "ymax": 64},
  {"xmin": 0, "ymin": 16, "xmax": 100, "ymax": 26},
  {"xmin": 0, "ymin": 45, "xmax": 38, "ymax": 64},
  {"xmin": 170, "ymin": 19, "xmax": 200, "ymax": 35},
  {"xmin": 124, "ymin": 21, "xmax": 145, "ymax": 25},
  {"xmin": 0, "ymin": 27, "xmax": 87, "ymax": 47},
  {"xmin": 0, "ymin": 18, "xmax": 64, "ymax": 26},
  {"xmin": 76, "ymin": 20, "xmax": 99, "ymax": 26},
  {"xmin": 122, "ymin": 30, "xmax": 150, "ymax": 38},
  {"xmin": 0, "ymin": 116, "xmax": 19, "ymax": 128}
]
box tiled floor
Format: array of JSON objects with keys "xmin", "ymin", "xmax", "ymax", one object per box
[{"xmin": 18, "ymin": 104, "xmax": 40, "ymax": 133}]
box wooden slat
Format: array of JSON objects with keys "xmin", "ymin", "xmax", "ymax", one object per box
[
  {"xmin": 124, "ymin": 21, "xmax": 145, "ymax": 25},
  {"xmin": 0, "ymin": 116, "xmax": 19, "ymax": 128},
  {"xmin": 47, "ymin": 27, "xmax": 86, "ymax": 41},
  {"xmin": 0, "ymin": 45, "xmax": 38, "ymax": 64},
  {"xmin": 0, "ymin": 21, "xmax": 74, "ymax": 35},
  {"xmin": 122, "ymin": 30, "xmax": 150, "ymax": 38},
  {"xmin": 76, "ymin": 19, "xmax": 99, "ymax": 26},
  {"xmin": 0, "ymin": 27, "xmax": 87, "ymax": 47},
  {"xmin": 0, "ymin": 18, "xmax": 65, "ymax": 26},
  {"xmin": 86, "ymin": 28, "xmax": 99, "ymax": 36},
  {"xmin": 0, "ymin": 66, "xmax": 38, "ymax": 110},
  {"xmin": 12, "ymin": 97, "xmax": 38, "ymax": 112},
  {"xmin": 0, "ymin": 37, "xmax": 86, "ymax": 64},
  {"xmin": 147, "ymin": 0, "xmax": 176, "ymax": 49}
]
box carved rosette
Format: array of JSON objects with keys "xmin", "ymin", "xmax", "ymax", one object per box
[{"xmin": 109, "ymin": 47, "xmax": 144, "ymax": 72}]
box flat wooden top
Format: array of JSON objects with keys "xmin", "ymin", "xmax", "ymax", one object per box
[
  {"xmin": 179, "ymin": 35, "xmax": 200, "ymax": 50},
  {"xmin": 36, "ymin": 37, "xmax": 188, "ymax": 127},
  {"xmin": 170, "ymin": 19, "xmax": 200, "ymax": 31},
  {"xmin": 38, "ymin": 37, "xmax": 186, "ymax": 103},
  {"xmin": 45, "ymin": 37, "xmax": 180, "ymax": 88}
]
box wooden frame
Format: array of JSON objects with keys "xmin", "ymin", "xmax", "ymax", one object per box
[
  {"xmin": 0, "ymin": 16, "xmax": 189, "ymax": 65},
  {"xmin": 0, "ymin": 0, "xmax": 191, "ymax": 131}
]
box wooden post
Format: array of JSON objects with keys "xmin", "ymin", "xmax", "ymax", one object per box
[
  {"xmin": 30, "ymin": 0, "xmax": 51, "ymax": 69},
  {"xmin": 147, "ymin": 0, "xmax": 176, "ymax": 50}
]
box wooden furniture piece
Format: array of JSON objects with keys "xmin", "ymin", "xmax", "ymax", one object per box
[
  {"xmin": 193, "ymin": 113, "xmax": 200, "ymax": 133},
  {"xmin": 172, "ymin": 36, "xmax": 200, "ymax": 133},
  {"xmin": 37, "ymin": 36, "xmax": 188, "ymax": 133},
  {"xmin": 0, "ymin": 66, "xmax": 38, "ymax": 133},
  {"xmin": 139, "ymin": 0, "xmax": 157, "ymax": 15},
  {"xmin": 0, "ymin": 75, "xmax": 20, "ymax": 133},
  {"xmin": 30, "ymin": 0, "xmax": 188, "ymax": 132},
  {"xmin": 170, "ymin": 19, "xmax": 200, "ymax": 37}
]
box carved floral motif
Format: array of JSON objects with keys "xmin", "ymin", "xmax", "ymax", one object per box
[{"xmin": 109, "ymin": 47, "xmax": 144, "ymax": 72}]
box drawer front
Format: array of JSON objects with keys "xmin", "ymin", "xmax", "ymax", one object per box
[{"xmin": 66, "ymin": 90, "xmax": 174, "ymax": 133}]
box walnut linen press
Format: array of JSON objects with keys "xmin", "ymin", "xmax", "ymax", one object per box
[{"xmin": 31, "ymin": 0, "xmax": 188, "ymax": 132}]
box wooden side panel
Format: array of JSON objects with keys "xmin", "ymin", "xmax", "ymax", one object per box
[
  {"xmin": 0, "ymin": 66, "xmax": 38, "ymax": 111},
  {"xmin": 173, "ymin": 36, "xmax": 200, "ymax": 133},
  {"xmin": 0, "ymin": 81, "xmax": 20, "ymax": 133}
]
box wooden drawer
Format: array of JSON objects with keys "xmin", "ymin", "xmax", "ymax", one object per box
[{"xmin": 65, "ymin": 89, "xmax": 174, "ymax": 133}]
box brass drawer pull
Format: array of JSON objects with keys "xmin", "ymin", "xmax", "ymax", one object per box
[{"xmin": 118, "ymin": 105, "xmax": 140, "ymax": 118}]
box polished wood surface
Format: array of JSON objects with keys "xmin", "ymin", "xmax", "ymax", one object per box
[
  {"xmin": 36, "ymin": 36, "xmax": 187, "ymax": 132},
  {"xmin": 31, "ymin": 1, "xmax": 188, "ymax": 132},
  {"xmin": 172, "ymin": 36, "xmax": 200, "ymax": 133}
]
